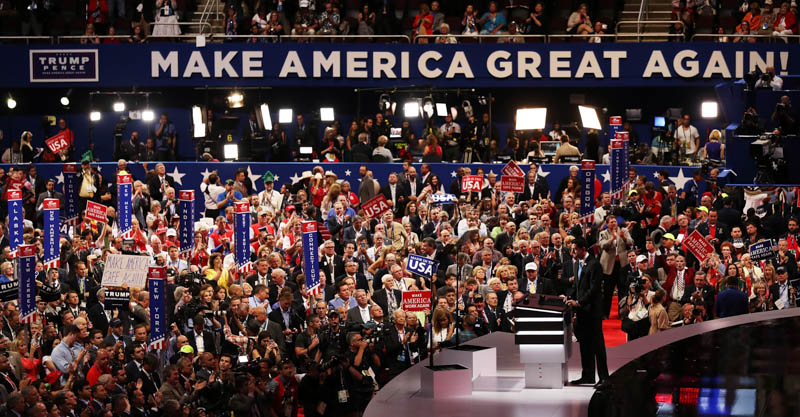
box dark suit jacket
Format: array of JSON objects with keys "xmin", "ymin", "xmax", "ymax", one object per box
[
  {"xmin": 146, "ymin": 175, "xmax": 175, "ymax": 203},
  {"xmin": 372, "ymin": 288, "xmax": 402, "ymax": 315},
  {"xmin": 660, "ymin": 197, "xmax": 687, "ymax": 218},
  {"xmin": 268, "ymin": 282, "xmax": 298, "ymax": 305},
  {"xmin": 695, "ymin": 221, "xmax": 730, "ymax": 248},
  {"xmin": 404, "ymin": 178, "xmax": 423, "ymax": 197},
  {"xmin": 517, "ymin": 277, "xmax": 555, "ymax": 296},
  {"xmin": 186, "ymin": 329, "xmax": 217, "ymax": 355},
  {"xmin": 320, "ymin": 255, "xmax": 344, "ymax": 286},
  {"xmin": 335, "ymin": 273, "xmax": 369, "ymax": 293},
  {"xmin": 679, "ymin": 284, "xmax": 716, "ymax": 315},
  {"xmin": 519, "ymin": 176, "xmax": 549, "ymax": 202},
  {"xmin": 268, "ymin": 307, "xmax": 304, "ymax": 332},
  {"xmin": 380, "ymin": 183, "xmax": 409, "ymax": 217},
  {"xmin": 570, "ymin": 254, "xmax": 603, "ymax": 316},
  {"xmin": 245, "ymin": 272, "xmax": 272, "ymax": 290},
  {"xmin": 87, "ymin": 302, "xmax": 109, "ymax": 336},
  {"xmin": 63, "ymin": 275, "xmax": 100, "ymax": 304},
  {"xmin": 346, "ymin": 305, "xmax": 371, "ymax": 325},
  {"xmin": 483, "ymin": 307, "xmax": 508, "ymax": 332},
  {"xmin": 36, "ymin": 190, "xmax": 64, "ymax": 213},
  {"xmin": 342, "ymin": 226, "xmax": 371, "ymax": 245}
]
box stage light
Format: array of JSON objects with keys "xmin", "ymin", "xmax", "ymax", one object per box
[
  {"xmin": 60, "ymin": 96, "xmax": 70, "ymax": 106},
  {"xmin": 436, "ymin": 103, "xmax": 447, "ymax": 117},
  {"xmin": 701, "ymin": 101, "xmax": 718, "ymax": 119},
  {"xmin": 378, "ymin": 93, "xmax": 392, "ymax": 111},
  {"xmin": 278, "ymin": 108, "xmax": 293, "ymax": 124},
  {"xmin": 192, "ymin": 106, "xmax": 205, "ymax": 138},
  {"xmin": 422, "ymin": 98, "xmax": 434, "ymax": 119},
  {"xmin": 320, "ymin": 107, "xmax": 335, "ymax": 122},
  {"xmin": 223, "ymin": 143, "xmax": 239, "ymax": 160},
  {"xmin": 89, "ymin": 111, "xmax": 101, "ymax": 122},
  {"xmin": 260, "ymin": 104, "xmax": 272, "ymax": 130},
  {"xmin": 113, "ymin": 101, "xmax": 126, "ymax": 112},
  {"xmin": 515, "ymin": 108, "xmax": 547, "ymax": 130},
  {"xmin": 404, "ymin": 102, "xmax": 419, "ymax": 118},
  {"xmin": 142, "ymin": 110, "xmax": 155, "ymax": 121},
  {"xmin": 6, "ymin": 97, "xmax": 16, "ymax": 109},
  {"xmin": 227, "ymin": 91, "xmax": 244, "ymax": 108},
  {"xmin": 462, "ymin": 100, "xmax": 473, "ymax": 118},
  {"xmin": 578, "ymin": 105, "xmax": 602, "ymax": 130},
  {"xmin": 450, "ymin": 106, "xmax": 458, "ymax": 120}
]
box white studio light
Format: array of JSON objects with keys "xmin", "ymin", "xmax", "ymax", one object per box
[
  {"xmin": 279, "ymin": 108, "xmax": 293, "ymax": 123},
  {"xmin": 320, "ymin": 107, "xmax": 335, "ymax": 122},
  {"xmin": 60, "ymin": 96, "xmax": 70, "ymax": 106},
  {"xmin": 6, "ymin": 97, "xmax": 17, "ymax": 109},
  {"xmin": 224, "ymin": 143, "xmax": 239, "ymax": 160},
  {"xmin": 89, "ymin": 111, "xmax": 101, "ymax": 122},
  {"xmin": 113, "ymin": 101, "xmax": 126, "ymax": 112},
  {"xmin": 260, "ymin": 104, "xmax": 273, "ymax": 130},
  {"xmin": 192, "ymin": 106, "xmax": 205, "ymax": 138},
  {"xmin": 515, "ymin": 108, "xmax": 547, "ymax": 130},
  {"xmin": 142, "ymin": 110, "xmax": 155, "ymax": 121},
  {"xmin": 227, "ymin": 91, "xmax": 244, "ymax": 108},
  {"xmin": 404, "ymin": 101, "xmax": 420, "ymax": 118},
  {"xmin": 701, "ymin": 101, "xmax": 718, "ymax": 119},
  {"xmin": 436, "ymin": 103, "xmax": 448, "ymax": 117},
  {"xmin": 578, "ymin": 105, "xmax": 602, "ymax": 130}
]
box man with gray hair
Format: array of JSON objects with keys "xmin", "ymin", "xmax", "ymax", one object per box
[
  {"xmin": 147, "ymin": 162, "xmax": 174, "ymax": 202},
  {"xmin": 346, "ymin": 289, "xmax": 371, "ymax": 325}
]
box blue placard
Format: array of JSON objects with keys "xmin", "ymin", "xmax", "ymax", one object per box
[
  {"xmin": 17, "ymin": 245, "xmax": 37, "ymax": 324},
  {"xmin": 62, "ymin": 163, "xmax": 80, "ymax": 226},
  {"xmin": 7, "ymin": 191, "xmax": 23, "ymax": 256},
  {"xmin": 430, "ymin": 193, "xmax": 457, "ymax": 204},
  {"xmin": 234, "ymin": 202, "xmax": 251, "ymax": 273},
  {"xmin": 43, "ymin": 199, "xmax": 60, "ymax": 269},
  {"xmin": 302, "ymin": 221, "xmax": 321, "ymax": 295},
  {"xmin": 580, "ymin": 160, "xmax": 596, "ymax": 222},
  {"xmin": 178, "ymin": 191, "xmax": 195, "ymax": 255},
  {"xmin": 149, "ymin": 277, "xmax": 166, "ymax": 350},
  {"xmin": 405, "ymin": 254, "xmax": 439, "ymax": 279},
  {"xmin": 749, "ymin": 239, "xmax": 777, "ymax": 261},
  {"xmin": 117, "ymin": 174, "xmax": 133, "ymax": 238}
]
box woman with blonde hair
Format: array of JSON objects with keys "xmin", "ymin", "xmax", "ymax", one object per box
[
  {"xmin": 749, "ymin": 281, "xmax": 774, "ymax": 312},
  {"xmin": 472, "ymin": 266, "xmax": 486, "ymax": 283},
  {"xmin": 320, "ymin": 183, "xmax": 341, "ymax": 214},
  {"xmin": 741, "ymin": 253, "xmax": 763, "ymax": 294}
]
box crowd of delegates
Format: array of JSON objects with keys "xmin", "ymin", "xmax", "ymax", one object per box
[
  {"xmin": 1, "ymin": 155, "xmax": 800, "ymax": 415},
  {"xmin": 672, "ymin": 0, "xmax": 797, "ymax": 41}
]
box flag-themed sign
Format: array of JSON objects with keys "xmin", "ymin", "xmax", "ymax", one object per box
[
  {"xmin": 498, "ymin": 175, "xmax": 525, "ymax": 193},
  {"xmin": 461, "ymin": 175, "xmax": 483, "ymax": 193},
  {"xmin": 402, "ymin": 290, "xmax": 432, "ymax": 312},
  {"xmin": 683, "ymin": 230, "xmax": 716, "ymax": 262},
  {"xmin": 178, "ymin": 190, "xmax": 195, "ymax": 256},
  {"xmin": 579, "ymin": 160, "xmax": 596, "ymax": 223},
  {"xmin": 45, "ymin": 131, "xmax": 70, "ymax": 154},
  {"xmin": 148, "ymin": 267, "xmax": 167, "ymax": 350},
  {"xmin": 362, "ymin": 194, "xmax": 390, "ymax": 219},
  {"xmin": 501, "ymin": 160, "xmax": 526, "ymax": 177},
  {"xmin": 610, "ymin": 139, "xmax": 625, "ymax": 201},
  {"xmin": 43, "ymin": 198, "xmax": 60, "ymax": 269},
  {"xmin": 17, "ymin": 244, "xmax": 37, "ymax": 324},
  {"xmin": 7, "ymin": 189, "xmax": 23, "ymax": 257},
  {"xmin": 117, "ymin": 173, "xmax": 133, "ymax": 238},
  {"xmin": 430, "ymin": 193, "xmax": 457, "ymax": 204},
  {"xmin": 84, "ymin": 201, "xmax": 108, "ymax": 223},
  {"xmin": 615, "ymin": 131, "xmax": 631, "ymax": 195},
  {"xmin": 62, "ymin": 163, "xmax": 80, "ymax": 226},
  {"xmin": 608, "ymin": 116, "xmax": 623, "ymax": 144},
  {"xmin": 405, "ymin": 254, "xmax": 439, "ymax": 279},
  {"xmin": 234, "ymin": 201, "xmax": 252, "ymax": 274},
  {"xmin": 302, "ymin": 220, "xmax": 321, "ymax": 297},
  {"xmin": 749, "ymin": 239, "xmax": 777, "ymax": 262}
]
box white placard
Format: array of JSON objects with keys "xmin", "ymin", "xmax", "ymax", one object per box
[{"xmin": 102, "ymin": 254, "xmax": 150, "ymax": 289}]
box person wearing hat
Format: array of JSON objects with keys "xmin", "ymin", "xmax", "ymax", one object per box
[
  {"xmin": 518, "ymin": 262, "xmax": 553, "ymax": 295},
  {"xmin": 769, "ymin": 266, "xmax": 796, "ymax": 310},
  {"xmin": 258, "ymin": 171, "xmax": 283, "ymax": 214},
  {"xmin": 215, "ymin": 179, "xmax": 243, "ymax": 211}
]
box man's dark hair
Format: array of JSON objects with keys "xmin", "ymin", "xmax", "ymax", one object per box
[
  {"xmin": 422, "ymin": 237, "xmax": 436, "ymax": 248},
  {"xmin": 63, "ymin": 324, "xmax": 79, "ymax": 336},
  {"xmin": 573, "ymin": 237, "xmax": 589, "ymax": 250},
  {"xmin": 253, "ymin": 284, "xmax": 268, "ymax": 295},
  {"xmin": 726, "ymin": 275, "xmax": 740, "ymax": 288},
  {"xmin": 72, "ymin": 379, "xmax": 90, "ymax": 395},
  {"xmin": 133, "ymin": 323, "xmax": 147, "ymax": 333},
  {"xmin": 336, "ymin": 280, "xmax": 349, "ymax": 292}
]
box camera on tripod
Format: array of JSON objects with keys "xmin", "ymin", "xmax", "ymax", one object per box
[{"xmin": 750, "ymin": 133, "xmax": 787, "ymax": 184}]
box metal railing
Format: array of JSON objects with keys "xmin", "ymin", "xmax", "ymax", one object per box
[
  {"xmin": 0, "ymin": 36, "xmax": 52, "ymax": 44},
  {"xmin": 197, "ymin": 0, "xmax": 224, "ymax": 35},
  {"xmin": 57, "ymin": 34, "xmax": 208, "ymax": 43},
  {"xmin": 636, "ymin": 0, "xmax": 649, "ymax": 34},
  {"xmin": 414, "ymin": 34, "xmax": 547, "ymax": 43},
  {"xmin": 279, "ymin": 34, "xmax": 411, "ymax": 43},
  {"xmin": 691, "ymin": 33, "xmax": 800, "ymax": 42},
  {"xmin": 615, "ymin": 20, "xmax": 684, "ymax": 34},
  {"xmin": 548, "ymin": 32, "xmax": 686, "ymax": 41}
]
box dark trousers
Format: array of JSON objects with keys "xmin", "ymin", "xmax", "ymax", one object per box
[
  {"xmin": 602, "ymin": 261, "xmax": 623, "ymax": 318},
  {"xmin": 575, "ymin": 310, "xmax": 609, "ymax": 381}
]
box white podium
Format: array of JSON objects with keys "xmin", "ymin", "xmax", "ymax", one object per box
[
  {"xmin": 438, "ymin": 345, "xmax": 497, "ymax": 380},
  {"xmin": 513, "ymin": 294, "xmax": 573, "ymax": 389},
  {"xmin": 419, "ymin": 364, "xmax": 473, "ymax": 398}
]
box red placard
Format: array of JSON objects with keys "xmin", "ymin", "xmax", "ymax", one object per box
[
  {"xmin": 117, "ymin": 173, "xmax": 132, "ymax": 184},
  {"xmin": 615, "ymin": 131, "xmax": 630, "ymax": 140},
  {"xmin": 6, "ymin": 178, "xmax": 23, "ymax": 192},
  {"xmin": 178, "ymin": 190, "xmax": 195, "ymax": 201},
  {"xmin": 402, "ymin": 290, "xmax": 432, "ymax": 312},
  {"xmin": 6, "ymin": 189, "xmax": 21, "ymax": 200},
  {"xmin": 581, "ymin": 160, "xmax": 596, "ymax": 170},
  {"xmin": 609, "ymin": 116, "xmax": 623, "ymax": 126},
  {"xmin": 610, "ymin": 139, "xmax": 624, "ymax": 149},
  {"xmin": 17, "ymin": 244, "xmax": 36, "ymax": 258},
  {"xmin": 362, "ymin": 194, "xmax": 390, "ymax": 219},
  {"xmin": 302, "ymin": 220, "xmax": 317, "ymax": 233},
  {"xmin": 498, "ymin": 176, "xmax": 525, "ymax": 192},
  {"xmin": 84, "ymin": 201, "xmax": 108, "ymax": 223},
  {"xmin": 682, "ymin": 230, "xmax": 715, "ymax": 262},
  {"xmin": 234, "ymin": 201, "xmax": 250, "ymax": 213},
  {"xmin": 43, "ymin": 198, "xmax": 59, "ymax": 210},
  {"xmin": 45, "ymin": 131, "xmax": 70, "ymax": 154},
  {"xmin": 148, "ymin": 266, "xmax": 167, "ymax": 280},
  {"xmin": 461, "ymin": 175, "xmax": 483, "ymax": 193},
  {"xmin": 63, "ymin": 163, "xmax": 78, "ymax": 173},
  {"xmin": 501, "ymin": 160, "xmax": 526, "ymax": 177}
]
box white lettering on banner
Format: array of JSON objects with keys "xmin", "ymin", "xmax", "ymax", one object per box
[
  {"xmin": 242, "ymin": 51, "xmax": 263, "ymax": 77},
  {"xmin": 736, "ymin": 51, "xmax": 744, "ymax": 78},
  {"xmin": 749, "ymin": 51, "xmax": 773, "ymax": 73},
  {"xmin": 418, "ymin": 50, "xmax": 443, "ymax": 78},
  {"xmin": 373, "ymin": 52, "xmax": 396, "ymax": 78},
  {"xmin": 604, "ymin": 51, "xmax": 627, "ymax": 78},
  {"xmin": 550, "ymin": 51, "xmax": 571, "ymax": 78},
  {"xmin": 401, "ymin": 51, "xmax": 410, "ymax": 78},
  {"xmin": 445, "ymin": 51, "xmax": 474, "ymax": 78},
  {"xmin": 643, "ymin": 51, "xmax": 671, "ymax": 78},
  {"xmin": 184, "ymin": 51, "xmax": 211, "ymax": 78},
  {"xmin": 313, "ymin": 51, "xmax": 340, "ymax": 77},
  {"xmin": 214, "ymin": 51, "xmax": 239, "ymax": 78},
  {"xmin": 487, "ymin": 50, "xmax": 512, "ymax": 78},
  {"xmin": 674, "ymin": 49, "xmax": 699, "ymax": 78},
  {"xmin": 703, "ymin": 51, "xmax": 731, "ymax": 78},
  {"xmin": 280, "ymin": 51, "xmax": 306, "ymax": 77},
  {"xmin": 518, "ymin": 51, "xmax": 542, "ymax": 78},
  {"xmin": 575, "ymin": 51, "xmax": 602, "ymax": 79},
  {"xmin": 346, "ymin": 51, "xmax": 369, "ymax": 78},
  {"xmin": 151, "ymin": 51, "xmax": 178, "ymax": 77}
]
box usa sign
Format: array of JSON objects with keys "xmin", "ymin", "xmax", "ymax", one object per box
[
  {"xmin": 363, "ymin": 194, "xmax": 390, "ymax": 219},
  {"xmin": 405, "ymin": 254, "xmax": 438, "ymax": 279},
  {"xmin": 45, "ymin": 131, "xmax": 70, "ymax": 154},
  {"xmin": 461, "ymin": 175, "xmax": 483, "ymax": 193}
]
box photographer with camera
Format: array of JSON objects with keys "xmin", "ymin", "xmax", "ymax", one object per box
[
  {"xmin": 771, "ymin": 95, "xmax": 798, "ymax": 135},
  {"xmin": 755, "ymin": 66, "xmax": 784, "ymax": 91},
  {"xmin": 619, "ymin": 267, "xmax": 654, "ymax": 341}
]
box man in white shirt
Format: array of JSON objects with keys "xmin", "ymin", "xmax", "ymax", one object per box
[
  {"xmin": 754, "ymin": 66, "xmax": 783, "ymax": 90},
  {"xmin": 439, "ymin": 114, "xmax": 461, "ymax": 161},
  {"xmin": 200, "ymin": 172, "xmax": 225, "ymax": 218},
  {"xmin": 166, "ymin": 245, "xmax": 188, "ymax": 276},
  {"xmin": 258, "ymin": 171, "xmax": 283, "ymax": 214},
  {"xmin": 675, "ymin": 114, "xmax": 700, "ymax": 161}
]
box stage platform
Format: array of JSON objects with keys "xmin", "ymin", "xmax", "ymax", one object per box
[{"xmin": 366, "ymin": 309, "xmax": 800, "ymax": 417}]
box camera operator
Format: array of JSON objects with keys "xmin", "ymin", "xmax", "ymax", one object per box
[
  {"xmin": 772, "ymin": 96, "xmax": 798, "ymax": 135},
  {"xmin": 295, "ymin": 315, "xmax": 325, "ymax": 374},
  {"xmin": 321, "ymin": 310, "xmax": 347, "ymax": 359},
  {"xmin": 755, "ymin": 66, "xmax": 783, "ymax": 90},
  {"xmin": 342, "ymin": 332, "xmax": 381, "ymax": 414},
  {"xmin": 619, "ymin": 273, "xmax": 654, "ymax": 341}
]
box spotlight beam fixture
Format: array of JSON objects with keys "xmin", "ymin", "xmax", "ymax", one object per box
[
  {"xmin": 701, "ymin": 101, "xmax": 718, "ymax": 119},
  {"xmin": 320, "ymin": 107, "xmax": 335, "ymax": 122},
  {"xmin": 515, "ymin": 108, "xmax": 547, "ymax": 130},
  {"xmin": 578, "ymin": 105, "xmax": 602, "ymax": 130},
  {"xmin": 6, "ymin": 96, "xmax": 16, "ymax": 109},
  {"xmin": 113, "ymin": 101, "xmax": 126, "ymax": 112},
  {"xmin": 278, "ymin": 108, "xmax": 293, "ymax": 124}
]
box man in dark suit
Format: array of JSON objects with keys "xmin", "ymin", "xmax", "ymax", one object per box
[
  {"xmin": 35, "ymin": 178, "xmax": 64, "ymax": 224},
  {"xmin": 145, "ymin": 163, "xmax": 175, "ymax": 203},
  {"xmin": 246, "ymin": 259, "xmax": 272, "ymax": 289},
  {"xmin": 346, "ymin": 290, "xmax": 372, "ymax": 326},
  {"xmin": 483, "ymin": 292, "xmax": 509, "ymax": 332},
  {"xmin": 421, "ymin": 237, "xmax": 453, "ymax": 284},
  {"xmin": 715, "ymin": 276, "xmax": 749, "ymax": 318},
  {"xmin": 380, "ymin": 172, "xmax": 409, "ymax": 218},
  {"xmin": 769, "ymin": 266, "xmax": 795, "ymax": 310},
  {"xmin": 519, "ymin": 164, "xmax": 550, "ymax": 203},
  {"xmin": 319, "ymin": 241, "xmax": 344, "ymax": 286},
  {"xmin": 566, "ymin": 237, "xmax": 608, "ymax": 386},
  {"xmin": 87, "ymin": 288, "xmax": 112, "ymax": 336},
  {"xmin": 373, "ymin": 275, "xmax": 402, "ymax": 316},
  {"xmin": 268, "ymin": 269, "xmax": 297, "ymax": 305},
  {"xmin": 679, "ymin": 271, "xmax": 716, "ymax": 319},
  {"xmin": 659, "ymin": 185, "xmax": 687, "ymax": 220},
  {"xmin": 336, "ymin": 260, "xmax": 369, "ymax": 292},
  {"xmin": 186, "ymin": 314, "xmax": 217, "ymax": 355},
  {"xmin": 64, "ymin": 261, "xmax": 100, "ymax": 306},
  {"xmin": 343, "ymin": 216, "xmax": 371, "ymax": 245},
  {"xmin": 695, "ymin": 210, "xmax": 729, "ymax": 251},
  {"xmin": 326, "ymin": 203, "xmax": 352, "ymax": 249},
  {"xmin": 404, "ymin": 166, "xmax": 423, "ymax": 198},
  {"xmin": 518, "ymin": 262, "xmax": 554, "ymax": 295},
  {"xmin": 268, "ymin": 292, "xmax": 304, "ymax": 334}
]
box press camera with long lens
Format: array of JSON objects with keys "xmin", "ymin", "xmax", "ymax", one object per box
[{"xmin": 750, "ymin": 133, "xmax": 787, "ymax": 184}]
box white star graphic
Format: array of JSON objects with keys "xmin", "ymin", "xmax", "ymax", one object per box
[
  {"xmin": 601, "ymin": 170, "xmax": 611, "ymax": 183},
  {"xmin": 653, "ymin": 171, "xmax": 660, "ymax": 179},
  {"xmin": 273, "ymin": 175, "xmax": 279, "ymax": 183},
  {"xmin": 166, "ymin": 166, "xmax": 186, "ymax": 186},
  {"xmin": 290, "ymin": 173, "xmax": 302, "ymax": 185},
  {"xmin": 450, "ymin": 171, "xmax": 457, "ymax": 178},
  {"xmin": 538, "ymin": 167, "xmax": 550, "ymax": 178},
  {"xmin": 200, "ymin": 168, "xmax": 212, "ymax": 182},
  {"xmin": 55, "ymin": 172, "xmax": 64, "ymax": 184},
  {"xmin": 345, "ymin": 170, "xmax": 352, "ymax": 177},
  {"xmin": 247, "ymin": 166, "xmax": 262, "ymax": 192},
  {"xmin": 671, "ymin": 168, "xmax": 692, "ymax": 192}
]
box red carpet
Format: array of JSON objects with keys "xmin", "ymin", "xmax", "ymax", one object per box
[{"xmin": 603, "ymin": 295, "xmax": 627, "ymax": 348}]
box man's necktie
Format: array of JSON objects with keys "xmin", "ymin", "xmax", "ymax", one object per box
[
  {"xmin": 677, "ymin": 271, "xmax": 685, "ymax": 294},
  {"xmin": 530, "ymin": 280, "xmax": 535, "ymax": 294}
]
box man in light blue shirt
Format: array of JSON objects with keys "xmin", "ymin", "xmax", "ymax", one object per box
[
  {"xmin": 51, "ymin": 324, "xmax": 84, "ymax": 383},
  {"xmin": 328, "ymin": 280, "xmax": 358, "ymax": 311}
]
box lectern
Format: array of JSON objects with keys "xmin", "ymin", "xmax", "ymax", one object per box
[{"xmin": 512, "ymin": 293, "xmax": 573, "ymax": 389}]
